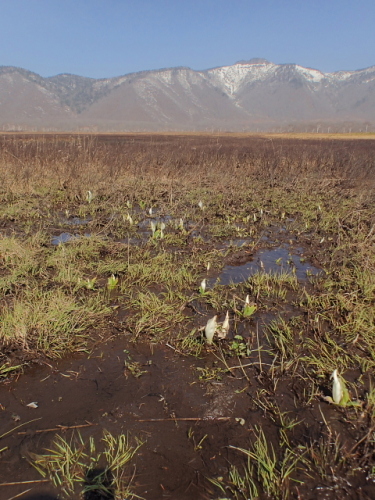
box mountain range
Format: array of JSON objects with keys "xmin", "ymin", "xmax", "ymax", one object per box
[{"xmin": 1, "ymin": 58, "xmax": 374, "ymax": 132}]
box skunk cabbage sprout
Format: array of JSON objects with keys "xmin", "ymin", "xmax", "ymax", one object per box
[
  {"xmin": 150, "ymin": 221, "xmax": 165, "ymax": 239},
  {"xmin": 86, "ymin": 190, "xmax": 93, "ymax": 204},
  {"xmin": 243, "ymin": 295, "xmax": 257, "ymax": 318},
  {"xmin": 205, "ymin": 315, "xmax": 217, "ymax": 345},
  {"xmin": 199, "ymin": 279, "xmax": 207, "ymax": 294},
  {"xmin": 107, "ymin": 274, "xmax": 119, "ymax": 290},
  {"xmin": 218, "ymin": 311, "xmax": 230, "ymax": 339},
  {"xmin": 85, "ymin": 277, "xmax": 97, "ymax": 290},
  {"xmin": 331, "ymin": 369, "xmax": 343, "ymax": 404},
  {"xmin": 330, "ymin": 369, "xmax": 350, "ymax": 405}
]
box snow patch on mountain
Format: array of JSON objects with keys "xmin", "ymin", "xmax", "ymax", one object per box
[
  {"xmin": 328, "ymin": 71, "xmax": 354, "ymax": 81},
  {"xmin": 154, "ymin": 70, "xmax": 174, "ymax": 86},
  {"xmin": 207, "ymin": 61, "xmax": 276, "ymax": 95},
  {"xmin": 295, "ymin": 65, "xmax": 325, "ymax": 83}
]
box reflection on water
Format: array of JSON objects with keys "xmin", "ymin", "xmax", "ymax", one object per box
[
  {"xmin": 208, "ymin": 247, "xmax": 321, "ymax": 286},
  {"xmin": 51, "ymin": 232, "xmax": 91, "ymax": 245}
]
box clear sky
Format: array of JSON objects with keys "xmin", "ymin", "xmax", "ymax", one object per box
[{"xmin": 0, "ymin": 0, "xmax": 374, "ymax": 78}]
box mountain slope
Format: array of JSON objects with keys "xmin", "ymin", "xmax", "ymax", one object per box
[{"xmin": 0, "ymin": 60, "xmax": 374, "ymax": 131}]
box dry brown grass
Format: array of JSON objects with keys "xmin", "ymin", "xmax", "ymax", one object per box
[{"xmin": 0, "ymin": 133, "xmax": 374, "ymax": 200}]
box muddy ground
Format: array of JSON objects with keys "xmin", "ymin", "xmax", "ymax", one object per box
[
  {"xmin": 0, "ymin": 133, "xmax": 374, "ymax": 500},
  {"xmin": 0, "ymin": 236, "xmax": 372, "ymax": 500}
]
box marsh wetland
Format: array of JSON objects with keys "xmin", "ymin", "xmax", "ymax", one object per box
[{"xmin": 0, "ymin": 133, "xmax": 374, "ymax": 499}]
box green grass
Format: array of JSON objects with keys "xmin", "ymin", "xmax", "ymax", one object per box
[
  {"xmin": 223, "ymin": 426, "xmax": 304, "ymax": 500},
  {"xmin": 126, "ymin": 289, "xmax": 187, "ymax": 340},
  {"xmin": 28, "ymin": 430, "xmax": 143, "ymax": 499},
  {"xmin": 0, "ymin": 287, "xmax": 109, "ymax": 356}
]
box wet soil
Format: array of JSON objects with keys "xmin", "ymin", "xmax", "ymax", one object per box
[
  {"xmin": 1, "ymin": 336, "xmax": 374, "ymax": 500},
  {"xmin": 1, "ymin": 227, "xmax": 373, "ymax": 499},
  {"xmin": 0, "ymin": 339, "xmax": 253, "ymax": 499}
]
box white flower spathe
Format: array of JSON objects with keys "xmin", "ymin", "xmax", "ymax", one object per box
[
  {"xmin": 205, "ymin": 315, "xmax": 217, "ymax": 345},
  {"xmin": 331, "ymin": 369, "xmax": 344, "ymax": 405},
  {"xmin": 218, "ymin": 311, "xmax": 229, "ymax": 339}
]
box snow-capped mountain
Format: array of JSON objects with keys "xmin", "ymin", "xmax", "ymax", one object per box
[{"xmin": 0, "ymin": 59, "xmax": 374, "ymax": 131}]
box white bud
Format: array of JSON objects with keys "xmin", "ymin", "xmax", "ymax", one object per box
[
  {"xmin": 331, "ymin": 369, "xmax": 343, "ymax": 404},
  {"xmin": 218, "ymin": 311, "xmax": 229, "ymax": 339},
  {"xmin": 86, "ymin": 190, "xmax": 93, "ymax": 203},
  {"xmin": 205, "ymin": 315, "xmax": 217, "ymax": 345}
]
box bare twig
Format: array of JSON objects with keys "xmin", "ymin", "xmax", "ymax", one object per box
[
  {"xmin": 0, "ymin": 419, "xmax": 42, "ymax": 440},
  {"xmin": 166, "ymin": 343, "xmax": 186, "ymax": 356},
  {"xmin": 0, "ymin": 480, "xmax": 49, "ymax": 487},
  {"xmin": 6, "ymin": 489, "xmax": 32, "ymax": 500},
  {"xmin": 256, "ymin": 322, "xmax": 263, "ymax": 373},
  {"xmin": 17, "ymin": 421, "xmax": 96, "ymax": 435},
  {"xmin": 138, "ymin": 417, "xmax": 231, "ymax": 422}
]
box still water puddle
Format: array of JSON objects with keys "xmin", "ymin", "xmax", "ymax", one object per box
[
  {"xmin": 209, "ymin": 247, "xmax": 321, "ymax": 286},
  {"xmin": 57, "ymin": 211, "xmax": 92, "ymax": 225},
  {"xmin": 65, "ymin": 216, "xmax": 92, "ymax": 225},
  {"xmin": 51, "ymin": 232, "xmax": 91, "ymax": 245}
]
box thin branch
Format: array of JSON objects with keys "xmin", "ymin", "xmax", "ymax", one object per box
[
  {"xmin": 137, "ymin": 417, "xmax": 231, "ymax": 422},
  {"xmin": 0, "ymin": 418, "xmax": 42, "ymax": 440},
  {"xmin": 6, "ymin": 488, "xmax": 32, "ymax": 500},
  {"xmin": 17, "ymin": 421, "xmax": 96, "ymax": 436},
  {"xmin": 0, "ymin": 480, "xmax": 49, "ymax": 487}
]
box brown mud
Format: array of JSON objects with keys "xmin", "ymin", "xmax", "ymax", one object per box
[
  {"xmin": 0, "ymin": 238, "xmax": 372, "ymax": 500},
  {"xmin": 0, "ymin": 336, "xmax": 368, "ymax": 500},
  {"xmin": 1, "ymin": 336, "xmax": 374, "ymax": 500}
]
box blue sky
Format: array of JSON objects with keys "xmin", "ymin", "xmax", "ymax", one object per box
[{"xmin": 0, "ymin": 0, "xmax": 374, "ymax": 78}]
